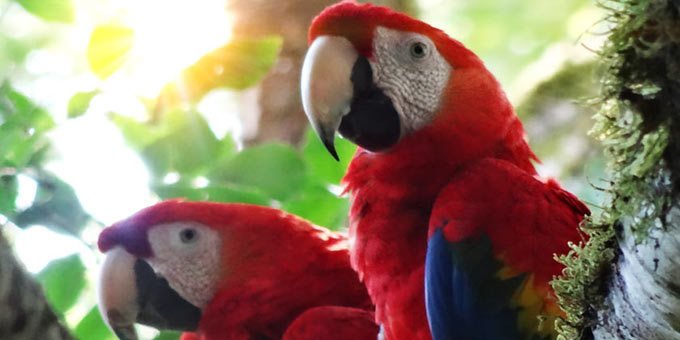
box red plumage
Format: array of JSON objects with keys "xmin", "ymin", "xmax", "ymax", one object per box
[
  {"xmin": 182, "ymin": 307, "xmax": 377, "ymax": 340},
  {"xmin": 283, "ymin": 306, "xmax": 379, "ymax": 340},
  {"xmin": 308, "ymin": 2, "xmax": 589, "ymax": 339},
  {"xmin": 431, "ymin": 159, "xmax": 588, "ymax": 289}
]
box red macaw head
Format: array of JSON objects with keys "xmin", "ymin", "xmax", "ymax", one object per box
[
  {"xmin": 97, "ymin": 200, "xmax": 365, "ymax": 339},
  {"xmin": 301, "ymin": 1, "xmax": 518, "ymax": 164}
]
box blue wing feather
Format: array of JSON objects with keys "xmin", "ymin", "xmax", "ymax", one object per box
[
  {"xmin": 425, "ymin": 228, "xmax": 457, "ymax": 339},
  {"xmin": 426, "ymin": 229, "xmax": 529, "ymax": 340}
]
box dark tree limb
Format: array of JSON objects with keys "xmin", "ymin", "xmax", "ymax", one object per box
[{"xmin": 0, "ymin": 229, "xmax": 72, "ymax": 340}]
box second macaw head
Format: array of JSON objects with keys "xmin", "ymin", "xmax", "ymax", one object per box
[
  {"xmin": 97, "ymin": 200, "xmax": 371, "ymax": 340},
  {"xmin": 302, "ymin": 1, "xmax": 520, "ymax": 163}
]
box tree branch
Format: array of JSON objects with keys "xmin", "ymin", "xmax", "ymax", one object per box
[{"xmin": 0, "ymin": 229, "xmax": 72, "ymax": 340}]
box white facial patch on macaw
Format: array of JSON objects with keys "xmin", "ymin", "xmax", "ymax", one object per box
[
  {"xmin": 146, "ymin": 222, "xmax": 221, "ymax": 309},
  {"xmin": 371, "ymin": 26, "xmax": 451, "ymax": 134}
]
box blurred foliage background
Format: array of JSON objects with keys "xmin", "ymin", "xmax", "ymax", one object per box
[{"xmin": 0, "ymin": 0, "xmax": 608, "ymax": 338}]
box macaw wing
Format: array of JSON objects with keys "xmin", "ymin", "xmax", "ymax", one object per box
[
  {"xmin": 426, "ymin": 229, "xmax": 530, "ymax": 340},
  {"xmin": 425, "ymin": 159, "xmax": 589, "ymax": 340}
]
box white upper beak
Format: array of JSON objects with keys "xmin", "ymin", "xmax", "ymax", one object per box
[
  {"xmin": 300, "ymin": 36, "xmax": 358, "ymax": 160},
  {"xmin": 98, "ymin": 247, "xmax": 140, "ymax": 340}
]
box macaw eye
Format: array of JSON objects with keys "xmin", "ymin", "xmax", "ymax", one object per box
[
  {"xmin": 179, "ymin": 228, "xmax": 198, "ymax": 244},
  {"xmin": 409, "ymin": 42, "xmax": 428, "ymax": 59}
]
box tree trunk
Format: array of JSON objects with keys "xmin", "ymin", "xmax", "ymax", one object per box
[
  {"xmin": 553, "ymin": 0, "xmax": 680, "ymax": 339},
  {"xmin": 594, "ymin": 207, "xmax": 680, "ymax": 339},
  {"xmin": 0, "ymin": 230, "xmax": 72, "ymax": 340},
  {"xmin": 229, "ymin": 0, "xmax": 417, "ymax": 147}
]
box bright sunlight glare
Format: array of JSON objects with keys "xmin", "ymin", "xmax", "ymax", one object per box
[
  {"xmin": 7, "ymin": 0, "xmax": 238, "ymax": 275},
  {"xmin": 11, "ymin": 224, "xmax": 90, "ymax": 273},
  {"xmin": 119, "ymin": 0, "xmax": 233, "ymax": 96}
]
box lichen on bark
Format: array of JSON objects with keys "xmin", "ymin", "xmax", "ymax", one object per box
[{"xmin": 552, "ymin": 0, "xmax": 680, "ymax": 339}]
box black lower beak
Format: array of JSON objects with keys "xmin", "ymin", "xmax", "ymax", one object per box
[
  {"xmin": 339, "ymin": 56, "xmax": 401, "ymax": 153},
  {"xmin": 133, "ymin": 259, "xmax": 202, "ymax": 332}
]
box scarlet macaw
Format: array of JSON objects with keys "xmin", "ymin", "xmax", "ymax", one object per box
[
  {"xmin": 97, "ymin": 200, "xmax": 377, "ymax": 340},
  {"xmin": 301, "ymin": 2, "xmax": 589, "ymax": 339}
]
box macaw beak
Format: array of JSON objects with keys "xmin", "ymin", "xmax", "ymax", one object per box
[
  {"xmin": 97, "ymin": 247, "xmax": 202, "ymax": 340},
  {"xmin": 301, "ymin": 36, "xmax": 400, "ymax": 160}
]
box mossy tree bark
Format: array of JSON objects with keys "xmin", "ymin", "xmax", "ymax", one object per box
[
  {"xmin": 553, "ymin": 0, "xmax": 680, "ymax": 339},
  {"xmin": 0, "ymin": 230, "xmax": 72, "ymax": 340}
]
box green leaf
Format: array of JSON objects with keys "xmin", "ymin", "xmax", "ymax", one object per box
[
  {"xmin": 0, "ymin": 83, "xmax": 54, "ymax": 168},
  {"xmin": 74, "ymin": 306, "xmax": 116, "ymax": 340},
  {"xmin": 153, "ymin": 181, "xmax": 270, "ymax": 206},
  {"xmin": 13, "ymin": 171, "xmax": 89, "ymax": 234},
  {"xmin": 0, "ymin": 175, "xmax": 18, "ymax": 215},
  {"xmin": 108, "ymin": 113, "xmax": 164, "ymax": 150},
  {"xmin": 112, "ymin": 110, "xmax": 229, "ymax": 177},
  {"xmin": 157, "ymin": 36, "xmax": 282, "ymax": 109},
  {"xmin": 216, "ymin": 134, "xmax": 238, "ymax": 159},
  {"xmin": 0, "ymin": 35, "xmax": 35, "ymax": 65},
  {"xmin": 282, "ymin": 183, "xmax": 349, "ymax": 230},
  {"xmin": 15, "ymin": 0, "xmax": 74, "ymax": 23},
  {"xmin": 1, "ymin": 82, "xmax": 55, "ymax": 133},
  {"xmin": 209, "ymin": 144, "xmax": 306, "ymax": 201},
  {"xmin": 140, "ymin": 111, "xmax": 221, "ymax": 176},
  {"xmin": 0, "ymin": 127, "xmax": 39, "ymax": 167},
  {"xmin": 302, "ymin": 129, "xmax": 356, "ymax": 184},
  {"xmin": 206, "ymin": 36, "xmax": 282, "ymax": 89},
  {"xmin": 87, "ymin": 24, "xmax": 134, "ymax": 79},
  {"xmin": 26, "ymin": 142, "xmax": 51, "ymax": 167},
  {"xmin": 37, "ymin": 254, "xmax": 86, "ymax": 315},
  {"xmin": 153, "ymin": 331, "xmax": 181, "ymax": 340},
  {"xmin": 67, "ymin": 90, "xmax": 100, "ymax": 118}
]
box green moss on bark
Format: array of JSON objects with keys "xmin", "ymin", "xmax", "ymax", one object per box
[{"xmin": 553, "ymin": 218, "xmax": 616, "ymax": 340}]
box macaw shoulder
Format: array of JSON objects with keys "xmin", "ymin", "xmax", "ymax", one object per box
[{"xmin": 428, "ymin": 158, "xmax": 589, "ymax": 281}]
